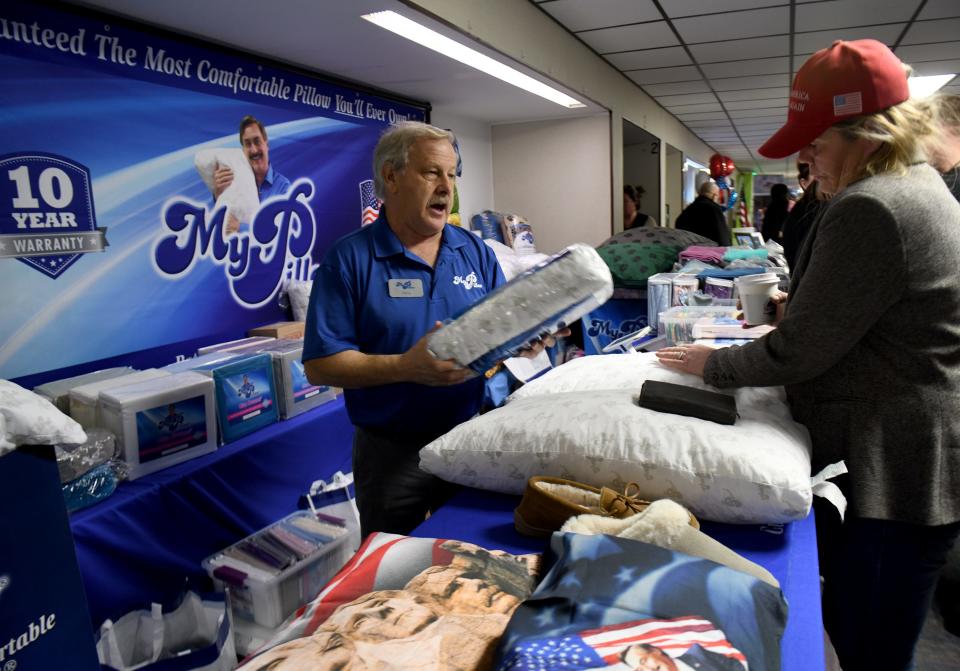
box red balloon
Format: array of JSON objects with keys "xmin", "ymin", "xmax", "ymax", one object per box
[{"xmin": 709, "ymin": 154, "xmax": 736, "ymax": 178}]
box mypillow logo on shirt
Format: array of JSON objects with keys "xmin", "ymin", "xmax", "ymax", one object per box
[{"xmin": 453, "ymin": 271, "xmax": 482, "ymax": 290}]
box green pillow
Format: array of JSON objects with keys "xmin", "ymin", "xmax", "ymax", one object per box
[{"xmin": 597, "ymin": 242, "xmax": 682, "ymax": 288}]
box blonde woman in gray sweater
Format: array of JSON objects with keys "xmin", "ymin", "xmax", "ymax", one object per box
[{"xmin": 657, "ymin": 40, "xmax": 960, "ymax": 671}]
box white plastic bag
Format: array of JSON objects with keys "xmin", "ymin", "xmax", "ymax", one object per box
[
  {"xmin": 96, "ymin": 592, "xmax": 236, "ymax": 671},
  {"xmin": 304, "ymin": 470, "xmax": 361, "ymax": 552}
]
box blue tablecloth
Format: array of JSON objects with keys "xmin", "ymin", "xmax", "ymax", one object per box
[
  {"xmin": 69, "ymin": 397, "xmax": 354, "ymax": 627},
  {"xmin": 413, "ymin": 487, "xmax": 824, "ymax": 671}
]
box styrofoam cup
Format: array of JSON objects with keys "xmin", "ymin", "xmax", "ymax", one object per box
[{"xmin": 737, "ymin": 277, "xmax": 780, "ymax": 325}]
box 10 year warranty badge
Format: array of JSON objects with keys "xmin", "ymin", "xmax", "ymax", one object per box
[{"xmin": 0, "ymin": 152, "xmax": 108, "ymax": 279}]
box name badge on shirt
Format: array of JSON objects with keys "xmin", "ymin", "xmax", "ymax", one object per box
[{"xmin": 388, "ymin": 278, "xmax": 424, "ymax": 298}]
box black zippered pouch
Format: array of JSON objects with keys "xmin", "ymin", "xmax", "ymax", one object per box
[{"xmin": 638, "ymin": 380, "xmax": 738, "ymax": 425}]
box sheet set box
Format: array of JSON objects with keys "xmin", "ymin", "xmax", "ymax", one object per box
[
  {"xmin": 253, "ymin": 339, "xmax": 337, "ymax": 419},
  {"xmin": 68, "ymin": 368, "xmax": 172, "ymax": 430},
  {"xmin": 203, "ymin": 510, "xmax": 353, "ymax": 630},
  {"xmin": 428, "ymin": 243, "xmax": 613, "ymax": 373},
  {"xmin": 33, "ymin": 366, "xmax": 135, "ymax": 413},
  {"xmin": 98, "ymin": 371, "xmax": 217, "ymax": 480},
  {"xmin": 196, "ymin": 336, "xmax": 275, "ymax": 356}
]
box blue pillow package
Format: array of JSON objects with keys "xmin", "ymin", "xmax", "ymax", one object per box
[
  {"xmin": 210, "ymin": 353, "xmax": 279, "ymax": 442},
  {"xmin": 427, "ymin": 244, "xmax": 613, "ymax": 373}
]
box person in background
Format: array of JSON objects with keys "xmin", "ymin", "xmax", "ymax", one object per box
[
  {"xmin": 655, "ymin": 40, "xmax": 960, "ymax": 671},
  {"xmin": 624, "ymin": 184, "xmax": 657, "ymax": 229},
  {"xmin": 781, "ymin": 163, "xmax": 825, "ymax": 270},
  {"xmin": 301, "ymin": 122, "xmax": 558, "ymax": 538},
  {"xmin": 674, "ymin": 180, "xmax": 729, "ymax": 245},
  {"xmin": 760, "ymin": 183, "xmax": 790, "ymax": 242},
  {"xmin": 928, "ymin": 93, "xmax": 960, "ymax": 201}
]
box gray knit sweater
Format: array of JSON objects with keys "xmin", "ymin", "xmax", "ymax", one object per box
[{"xmin": 704, "ymin": 164, "xmax": 960, "ymax": 525}]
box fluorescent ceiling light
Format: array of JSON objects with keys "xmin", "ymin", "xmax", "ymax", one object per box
[
  {"xmin": 361, "ymin": 10, "xmax": 585, "ymax": 109},
  {"xmin": 908, "ymin": 74, "xmax": 956, "ymax": 98}
]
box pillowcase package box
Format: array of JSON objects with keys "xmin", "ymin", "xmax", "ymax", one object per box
[
  {"xmin": 33, "ymin": 366, "xmax": 135, "ymax": 413},
  {"xmin": 69, "ymin": 369, "xmax": 171, "ymax": 430},
  {"xmin": 161, "ymin": 351, "xmax": 245, "ymax": 375},
  {"xmin": 209, "ymin": 353, "xmax": 279, "ymax": 443},
  {"xmin": 98, "ymin": 371, "xmax": 217, "ymax": 480},
  {"xmin": 253, "ymin": 339, "xmax": 336, "ymax": 419},
  {"xmin": 428, "ymin": 243, "xmax": 614, "ymax": 373}
]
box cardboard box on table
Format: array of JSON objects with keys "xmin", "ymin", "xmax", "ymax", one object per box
[
  {"xmin": 247, "ymin": 321, "xmax": 305, "ymax": 340},
  {"xmin": 0, "ymin": 446, "xmax": 100, "ymax": 670}
]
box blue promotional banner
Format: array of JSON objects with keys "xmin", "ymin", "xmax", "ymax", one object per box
[
  {"xmin": 0, "ymin": 2, "xmax": 426, "ymax": 383},
  {"xmin": 582, "ymin": 298, "xmax": 649, "ymax": 355}
]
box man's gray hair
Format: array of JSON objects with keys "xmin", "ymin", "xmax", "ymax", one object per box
[
  {"xmin": 373, "ymin": 121, "xmax": 456, "ymax": 200},
  {"xmin": 698, "ymin": 179, "xmax": 718, "ymax": 197}
]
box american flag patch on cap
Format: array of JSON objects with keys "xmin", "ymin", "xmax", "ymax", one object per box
[{"xmin": 833, "ymin": 92, "xmax": 862, "ymax": 116}]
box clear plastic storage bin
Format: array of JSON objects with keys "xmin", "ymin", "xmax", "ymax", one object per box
[
  {"xmin": 203, "ymin": 510, "xmax": 354, "ymax": 628},
  {"xmin": 659, "ymin": 304, "xmax": 739, "ymax": 345}
]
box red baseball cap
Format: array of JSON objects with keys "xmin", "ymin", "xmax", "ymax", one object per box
[{"xmin": 759, "ymin": 39, "xmax": 910, "ymax": 158}]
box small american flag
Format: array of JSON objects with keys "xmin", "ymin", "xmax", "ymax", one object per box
[
  {"xmin": 833, "ymin": 92, "xmax": 862, "ymax": 116},
  {"xmin": 500, "ymin": 616, "xmax": 748, "ymax": 670},
  {"xmin": 359, "ymin": 179, "xmax": 381, "ymax": 226}
]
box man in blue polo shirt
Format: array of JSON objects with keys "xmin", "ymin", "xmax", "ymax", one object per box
[
  {"xmin": 213, "ymin": 115, "xmax": 292, "ymax": 231},
  {"xmin": 302, "ymin": 121, "xmax": 508, "ymax": 537}
]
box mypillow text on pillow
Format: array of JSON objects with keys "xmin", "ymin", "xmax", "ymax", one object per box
[
  {"xmin": 243, "ymin": 533, "xmax": 541, "ymax": 670},
  {"xmin": 419, "ymin": 353, "xmax": 812, "ymax": 524},
  {"xmin": 194, "ymin": 148, "xmax": 259, "ymax": 226}
]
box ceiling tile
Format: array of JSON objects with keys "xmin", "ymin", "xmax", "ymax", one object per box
[
  {"xmin": 724, "ymin": 98, "xmax": 787, "ymax": 110},
  {"xmin": 644, "ymin": 80, "xmax": 712, "ymax": 96},
  {"xmin": 664, "ymin": 102, "xmax": 724, "ymax": 113},
  {"xmin": 794, "ymin": 24, "xmax": 904, "ymax": 54},
  {"xmin": 655, "ymin": 92, "xmax": 719, "ymax": 106},
  {"xmin": 909, "ymin": 59, "xmax": 960, "ymax": 76},
  {"xmin": 690, "ymin": 36, "xmax": 790, "ymax": 63},
  {"xmin": 673, "ymin": 7, "xmax": 789, "ymax": 44},
  {"xmin": 795, "ymin": 0, "xmax": 921, "ymax": 33},
  {"xmin": 540, "ymin": 0, "xmax": 661, "ymax": 32},
  {"xmin": 728, "ymin": 108, "xmax": 788, "ymax": 119},
  {"xmin": 627, "ymin": 65, "xmax": 701, "ymax": 84},
  {"xmin": 701, "ymin": 57, "xmax": 790, "ymax": 78},
  {"xmin": 896, "ymin": 42, "xmax": 960, "ymax": 63},
  {"xmin": 918, "ymin": 0, "xmax": 960, "ymax": 20},
  {"xmin": 687, "ymin": 118, "xmax": 736, "ymax": 128},
  {"xmin": 674, "ymin": 111, "xmax": 730, "ymax": 121},
  {"xmin": 660, "ymin": 0, "xmax": 786, "ymax": 19},
  {"xmin": 727, "ymin": 114, "xmax": 787, "ymax": 124},
  {"xmin": 710, "ymin": 74, "xmax": 790, "ymax": 91},
  {"xmin": 606, "ymin": 46, "xmax": 692, "ymax": 70},
  {"xmin": 901, "ymin": 18, "xmax": 960, "ymax": 45},
  {"xmin": 578, "ymin": 21, "xmax": 678, "ymax": 53},
  {"xmin": 718, "ymin": 87, "xmax": 789, "ymax": 102}
]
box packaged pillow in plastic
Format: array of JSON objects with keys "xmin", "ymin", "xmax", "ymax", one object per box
[
  {"xmin": 470, "ymin": 210, "xmax": 506, "ymax": 244},
  {"xmin": 482, "ymin": 238, "xmax": 550, "ymax": 281},
  {"xmin": 55, "ymin": 427, "xmax": 118, "ymax": 482},
  {"xmin": 501, "ymin": 213, "xmax": 537, "ymax": 254},
  {"xmin": 63, "ymin": 459, "xmax": 127, "ymax": 513},
  {"xmin": 285, "ymin": 279, "xmax": 314, "ymax": 322},
  {"xmin": 428, "ymin": 244, "xmax": 613, "ymax": 373},
  {"xmin": 194, "ymin": 148, "xmax": 259, "ymax": 227}
]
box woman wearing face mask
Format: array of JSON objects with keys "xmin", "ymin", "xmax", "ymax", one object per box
[{"xmin": 655, "ymin": 39, "xmax": 960, "ymax": 671}]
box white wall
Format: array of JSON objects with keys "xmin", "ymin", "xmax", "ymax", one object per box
[
  {"xmin": 431, "ymin": 106, "xmax": 494, "ymax": 223},
  {"xmin": 492, "ymin": 114, "xmax": 611, "ymax": 254},
  {"xmin": 665, "ymin": 146, "xmax": 683, "ymax": 228}
]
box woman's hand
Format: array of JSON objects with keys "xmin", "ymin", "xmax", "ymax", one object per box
[{"xmin": 655, "ymin": 344, "xmax": 713, "ymax": 378}]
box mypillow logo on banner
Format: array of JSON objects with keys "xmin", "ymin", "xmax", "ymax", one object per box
[
  {"xmin": 0, "ymin": 152, "xmax": 108, "ymax": 278},
  {"xmin": 153, "ymin": 178, "xmax": 320, "ymax": 309}
]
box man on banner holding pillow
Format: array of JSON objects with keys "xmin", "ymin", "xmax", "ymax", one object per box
[
  {"xmin": 213, "ymin": 115, "xmax": 291, "ymax": 203},
  {"xmin": 302, "ymin": 122, "xmax": 561, "ymax": 538}
]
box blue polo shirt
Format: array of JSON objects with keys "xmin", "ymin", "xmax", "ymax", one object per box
[
  {"xmin": 258, "ymin": 165, "xmax": 291, "ymax": 201},
  {"xmin": 303, "ymin": 213, "xmax": 505, "ymax": 438}
]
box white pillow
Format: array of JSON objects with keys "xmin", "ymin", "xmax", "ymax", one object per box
[
  {"xmin": 194, "ymin": 148, "xmax": 260, "ymax": 225},
  {"xmin": 286, "ymin": 280, "xmax": 313, "ymax": 322},
  {"xmin": 419, "ymin": 354, "xmax": 812, "ymax": 524},
  {"xmin": 0, "ymin": 380, "xmax": 86, "ymax": 455},
  {"xmin": 482, "ymin": 239, "xmax": 550, "ymax": 281}
]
